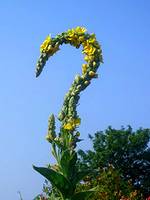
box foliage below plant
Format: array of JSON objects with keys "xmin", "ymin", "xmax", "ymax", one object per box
[
  {"xmin": 78, "ymin": 126, "xmax": 150, "ymax": 198},
  {"xmin": 77, "ymin": 165, "xmax": 144, "ymax": 200},
  {"xmin": 34, "ymin": 126, "xmax": 150, "ymax": 200}
]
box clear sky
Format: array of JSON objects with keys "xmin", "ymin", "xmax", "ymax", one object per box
[{"xmin": 0, "ymin": 0, "xmax": 150, "ymax": 199}]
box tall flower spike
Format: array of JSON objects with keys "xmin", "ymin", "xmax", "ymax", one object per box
[
  {"xmin": 34, "ymin": 27, "xmax": 103, "ymax": 200},
  {"xmin": 36, "ymin": 27, "xmax": 103, "ymax": 131},
  {"xmin": 46, "ymin": 114, "xmax": 56, "ymax": 143}
]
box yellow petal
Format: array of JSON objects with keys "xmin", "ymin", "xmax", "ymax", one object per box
[
  {"xmin": 63, "ymin": 122, "xmax": 73, "ymax": 130},
  {"xmin": 75, "ymin": 26, "xmax": 87, "ymax": 34},
  {"xmin": 40, "ymin": 35, "xmax": 51, "ymax": 53}
]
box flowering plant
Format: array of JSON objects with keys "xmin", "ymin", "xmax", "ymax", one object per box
[{"xmin": 33, "ymin": 27, "xmax": 103, "ymax": 200}]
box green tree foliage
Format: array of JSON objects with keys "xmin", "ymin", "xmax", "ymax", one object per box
[
  {"xmin": 77, "ymin": 165, "xmax": 143, "ymax": 200},
  {"xmin": 78, "ymin": 126, "xmax": 150, "ymax": 197}
]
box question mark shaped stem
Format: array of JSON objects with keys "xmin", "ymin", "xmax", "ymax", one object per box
[{"xmin": 33, "ymin": 27, "xmax": 103, "ymax": 200}]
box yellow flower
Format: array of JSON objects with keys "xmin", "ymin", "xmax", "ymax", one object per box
[
  {"xmin": 87, "ymin": 34, "xmax": 96, "ymax": 44},
  {"xmin": 68, "ymin": 27, "xmax": 86, "ymax": 38},
  {"xmin": 66, "ymin": 27, "xmax": 87, "ymax": 48},
  {"xmin": 67, "ymin": 29, "xmax": 76, "ymax": 39},
  {"xmin": 63, "ymin": 118, "xmax": 81, "ymax": 130},
  {"xmin": 63, "ymin": 123, "xmax": 72, "ymax": 130},
  {"xmin": 78, "ymin": 35, "xmax": 85, "ymax": 43},
  {"xmin": 83, "ymin": 43, "xmax": 96, "ymax": 56},
  {"xmin": 84, "ymin": 55, "xmax": 94, "ymax": 62},
  {"xmin": 83, "ymin": 34, "xmax": 100, "ymax": 50},
  {"xmin": 74, "ymin": 26, "xmax": 87, "ymax": 34},
  {"xmin": 67, "ymin": 29, "xmax": 80, "ymax": 47},
  {"xmin": 40, "ymin": 35, "xmax": 51, "ymax": 53}
]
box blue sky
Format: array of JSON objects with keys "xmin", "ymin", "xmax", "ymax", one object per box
[{"xmin": 0, "ymin": 1, "xmax": 150, "ymax": 199}]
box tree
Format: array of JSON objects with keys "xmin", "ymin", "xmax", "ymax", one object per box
[
  {"xmin": 78, "ymin": 126, "xmax": 150, "ymax": 197},
  {"xmin": 77, "ymin": 165, "xmax": 144, "ymax": 200}
]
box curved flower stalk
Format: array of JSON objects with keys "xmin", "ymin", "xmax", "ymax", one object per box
[{"xmin": 33, "ymin": 27, "xmax": 103, "ymax": 200}]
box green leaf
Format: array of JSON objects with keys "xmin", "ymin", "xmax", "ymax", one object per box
[
  {"xmin": 60, "ymin": 150, "xmax": 70, "ymax": 176},
  {"xmin": 33, "ymin": 165, "xmax": 73, "ymax": 198},
  {"xmin": 60, "ymin": 150, "xmax": 77, "ymax": 178},
  {"xmin": 73, "ymin": 170, "xmax": 91, "ymax": 185}
]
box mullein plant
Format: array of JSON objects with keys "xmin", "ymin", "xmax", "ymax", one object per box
[{"xmin": 33, "ymin": 27, "xmax": 103, "ymax": 200}]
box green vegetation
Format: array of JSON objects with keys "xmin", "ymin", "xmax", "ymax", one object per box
[
  {"xmin": 33, "ymin": 27, "xmax": 150, "ymax": 200},
  {"xmin": 34, "ymin": 126, "xmax": 150, "ymax": 200},
  {"xmin": 78, "ymin": 126, "xmax": 150, "ymax": 199},
  {"xmin": 33, "ymin": 27, "xmax": 102, "ymax": 200}
]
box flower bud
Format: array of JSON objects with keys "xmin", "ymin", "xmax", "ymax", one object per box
[
  {"xmin": 89, "ymin": 71, "xmax": 95, "ymax": 76},
  {"xmin": 75, "ymin": 75, "xmax": 82, "ymax": 84},
  {"xmin": 46, "ymin": 134, "xmax": 53, "ymax": 143},
  {"xmin": 47, "ymin": 114, "xmax": 56, "ymax": 138},
  {"xmin": 76, "ymin": 84, "xmax": 82, "ymax": 91},
  {"xmin": 92, "ymin": 61, "xmax": 97, "ymax": 67},
  {"xmin": 84, "ymin": 80, "xmax": 90, "ymax": 86},
  {"xmin": 89, "ymin": 71, "xmax": 98, "ymax": 78},
  {"xmin": 76, "ymin": 132, "xmax": 80, "ymax": 137},
  {"xmin": 58, "ymin": 111, "xmax": 65, "ymax": 121},
  {"xmin": 69, "ymin": 96, "xmax": 75, "ymax": 105}
]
